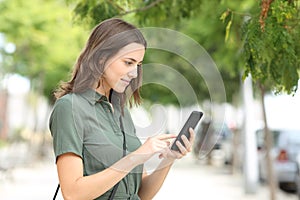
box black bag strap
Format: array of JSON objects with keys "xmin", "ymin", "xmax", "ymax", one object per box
[
  {"xmin": 53, "ymin": 116, "xmax": 127, "ymax": 200},
  {"xmin": 52, "ymin": 184, "xmax": 60, "ymax": 200}
]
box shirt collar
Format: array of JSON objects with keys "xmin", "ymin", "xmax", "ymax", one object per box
[
  {"xmin": 79, "ymin": 89, "xmax": 121, "ymax": 106},
  {"xmin": 79, "ymin": 89, "xmax": 105, "ymax": 105}
]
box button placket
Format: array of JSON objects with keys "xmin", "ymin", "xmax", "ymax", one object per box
[{"xmin": 101, "ymin": 101, "xmax": 121, "ymax": 133}]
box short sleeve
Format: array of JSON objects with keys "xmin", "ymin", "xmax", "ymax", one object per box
[{"xmin": 49, "ymin": 97, "xmax": 83, "ymax": 161}]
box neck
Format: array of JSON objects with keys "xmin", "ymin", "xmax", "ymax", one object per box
[
  {"xmin": 95, "ymin": 81, "xmax": 111, "ymax": 99},
  {"xmin": 95, "ymin": 87, "xmax": 110, "ymax": 98}
]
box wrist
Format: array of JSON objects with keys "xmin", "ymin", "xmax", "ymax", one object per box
[
  {"xmin": 161, "ymin": 157, "xmax": 175, "ymax": 166},
  {"xmin": 128, "ymin": 151, "xmax": 150, "ymax": 165}
]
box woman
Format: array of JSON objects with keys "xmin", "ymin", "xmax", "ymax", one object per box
[{"xmin": 49, "ymin": 18, "xmax": 195, "ymax": 200}]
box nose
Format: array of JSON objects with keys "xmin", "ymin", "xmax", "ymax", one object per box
[{"xmin": 127, "ymin": 66, "xmax": 138, "ymax": 79}]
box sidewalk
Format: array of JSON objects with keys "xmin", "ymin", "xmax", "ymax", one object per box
[
  {"xmin": 0, "ymin": 155, "xmax": 298, "ymax": 200},
  {"xmin": 154, "ymin": 155, "xmax": 298, "ymax": 200},
  {"xmin": 0, "ymin": 160, "xmax": 61, "ymax": 200}
]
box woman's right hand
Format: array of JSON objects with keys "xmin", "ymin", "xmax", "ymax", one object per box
[{"xmin": 133, "ymin": 134, "xmax": 177, "ymax": 164}]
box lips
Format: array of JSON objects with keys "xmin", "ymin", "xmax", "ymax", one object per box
[{"xmin": 121, "ymin": 78, "xmax": 131, "ymax": 85}]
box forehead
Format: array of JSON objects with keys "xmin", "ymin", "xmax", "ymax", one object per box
[{"xmin": 114, "ymin": 43, "xmax": 145, "ymax": 60}]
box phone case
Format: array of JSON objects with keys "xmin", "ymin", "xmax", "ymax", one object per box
[{"xmin": 170, "ymin": 111, "xmax": 203, "ymax": 152}]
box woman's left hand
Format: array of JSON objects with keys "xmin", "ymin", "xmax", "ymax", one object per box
[{"xmin": 159, "ymin": 128, "xmax": 195, "ymax": 160}]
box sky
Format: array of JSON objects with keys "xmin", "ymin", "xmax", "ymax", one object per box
[{"xmin": 265, "ymin": 87, "xmax": 300, "ymax": 130}]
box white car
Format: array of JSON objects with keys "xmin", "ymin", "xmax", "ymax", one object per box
[{"xmin": 257, "ymin": 129, "xmax": 300, "ymax": 195}]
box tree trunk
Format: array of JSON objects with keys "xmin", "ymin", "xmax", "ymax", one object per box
[
  {"xmin": 242, "ymin": 75, "xmax": 258, "ymax": 193},
  {"xmin": 259, "ymin": 83, "xmax": 276, "ymax": 200},
  {"xmin": 0, "ymin": 89, "xmax": 9, "ymax": 139},
  {"xmin": 231, "ymin": 128, "xmax": 240, "ymax": 174}
]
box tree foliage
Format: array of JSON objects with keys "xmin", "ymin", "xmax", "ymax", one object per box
[
  {"xmin": 66, "ymin": 0, "xmax": 244, "ymax": 105},
  {"xmin": 0, "ymin": 0, "xmax": 86, "ymax": 101},
  {"xmin": 241, "ymin": 0, "xmax": 300, "ymax": 94},
  {"xmin": 66, "ymin": 0, "xmax": 202, "ymax": 28},
  {"xmin": 2, "ymin": 0, "xmax": 297, "ymax": 106},
  {"xmin": 140, "ymin": 49, "xmax": 208, "ymax": 106}
]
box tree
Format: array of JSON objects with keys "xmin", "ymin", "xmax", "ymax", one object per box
[
  {"xmin": 0, "ymin": 0, "xmax": 87, "ymax": 149},
  {"xmin": 242, "ymin": 0, "xmax": 300, "ymax": 94},
  {"xmin": 66, "ymin": 0, "xmax": 203, "ymax": 28},
  {"xmin": 223, "ymin": 1, "xmax": 300, "ymax": 199},
  {"xmin": 65, "ymin": 0, "xmax": 242, "ymax": 105},
  {"xmin": 0, "ymin": 0, "xmax": 86, "ymax": 102},
  {"xmin": 243, "ymin": 1, "xmax": 300, "ymax": 200}
]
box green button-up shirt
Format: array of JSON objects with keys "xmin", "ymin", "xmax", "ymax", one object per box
[{"xmin": 49, "ymin": 89, "xmax": 143, "ymax": 200}]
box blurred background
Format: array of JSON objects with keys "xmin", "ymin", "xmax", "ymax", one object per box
[{"xmin": 0, "ymin": 0, "xmax": 300, "ymax": 200}]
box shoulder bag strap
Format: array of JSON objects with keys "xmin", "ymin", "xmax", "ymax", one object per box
[
  {"xmin": 52, "ymin": 184, "xmax": 60, "ymax": 200},
  {"xmin": 52, "ymin": 116, "xmax": 127, "ymax": 200}
]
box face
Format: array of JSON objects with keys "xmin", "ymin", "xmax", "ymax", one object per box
[{"xmin": 98, "ymin": 43, "xmax": 145, "ymax": 95}]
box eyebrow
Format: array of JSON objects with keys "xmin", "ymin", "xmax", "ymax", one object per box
[{"xmin": 124, "ymin": 57, "xmax": 143, "ymax": 63}]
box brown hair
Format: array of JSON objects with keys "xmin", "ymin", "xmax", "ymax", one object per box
[{"xmin": 54, "ymin": 18, "xmax": 147, "ymax": 107}]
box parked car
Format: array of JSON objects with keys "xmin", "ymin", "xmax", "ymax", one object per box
[{"xmin": 257, "ymin": 128, "xmax": 300, "ymax": 195}]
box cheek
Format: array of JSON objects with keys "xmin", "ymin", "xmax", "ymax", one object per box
[{"xmin": 105, "ymin": 64, "xmax": 126, "ymax": 82}]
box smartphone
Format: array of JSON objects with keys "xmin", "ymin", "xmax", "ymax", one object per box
[{"xmin": 170, "ymin": 111, "xmax": 203, "ymax": 152}]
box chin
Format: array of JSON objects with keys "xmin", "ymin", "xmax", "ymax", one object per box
[{"xmin": 113, "ymin": 87, "xmax": 127, "ymax": 94}]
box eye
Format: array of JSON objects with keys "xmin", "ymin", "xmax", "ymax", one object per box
[
  {"xmin": 124, "ymin": 61, "xmax": 134, "ymax": 66},
  {"xmin": 137, "ymin": 63, "xmax": 142, "ymax": 67}
]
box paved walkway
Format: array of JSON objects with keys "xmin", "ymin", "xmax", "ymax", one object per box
[
  {"xmin": 0, "ymin": 155, "xmax": 298, "ymax": 200},
  {"xmin": 154, "ymin": 156, "xmax": 298, "ymax": 200}
]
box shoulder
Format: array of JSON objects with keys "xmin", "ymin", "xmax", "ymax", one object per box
[
  {"xmin": 53, "ymin": 93, "xmax": 85, "ymax": 110},
  {"xmin": 50, "ymin": 94, "xmax": 75, "ymax": 121},
  {"xmin": 54, "ymin": 93, "xmax": 72, "ymax": 107},
  {"xmin": 52, "ymin": 93, "xmax": 96, "ymax": 123}
]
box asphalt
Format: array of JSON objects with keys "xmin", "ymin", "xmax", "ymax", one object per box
[{"xmin": 0, "ymin": 154, "xmax": 298, "ymax": 200}]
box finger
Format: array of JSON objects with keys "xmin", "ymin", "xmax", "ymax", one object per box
[
  {"xmin": 189, "ymin": 128, "xmax": 195, "ymax": 143},
  {"xmin": 159, "ymin": 154, "xmax": 163, "ymax": 159},
  {"xmin": 157, "ymin": 134, "xmax": 177, "ymax": 140},
  {"xmin": 181, "ymin": 135, "xmax": 192, "ymax": 152},
  {"xmin": 172, "ymin": 150, "xmax": 183, "ymax": 159},
  {"xmin": 166, "ymin": 140, "xmax": 171, "ymax": 147},
  {"xmin": 155, "ymin": 140, "xmax": 169, "ymax": 149},
  {"xmin": 158, "ymin": 148, "xmax": 169, "ymax": 159},
  {"xmin": 176, "ymin": 141, "xmax": 188, "ymax": 155}
]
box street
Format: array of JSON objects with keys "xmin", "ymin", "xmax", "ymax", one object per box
[{"xmin": 0, "ymin": 154, "xmax": 298, "ymax": 200}]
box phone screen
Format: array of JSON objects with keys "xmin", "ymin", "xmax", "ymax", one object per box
[{"xmin": 170, "ymin": 111, "xmax": 203, "ymax": 152}]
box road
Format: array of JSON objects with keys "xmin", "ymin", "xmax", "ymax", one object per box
[{"xmin": 0, "ymin": 154, "xmax": 298, "ymax": 200}]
